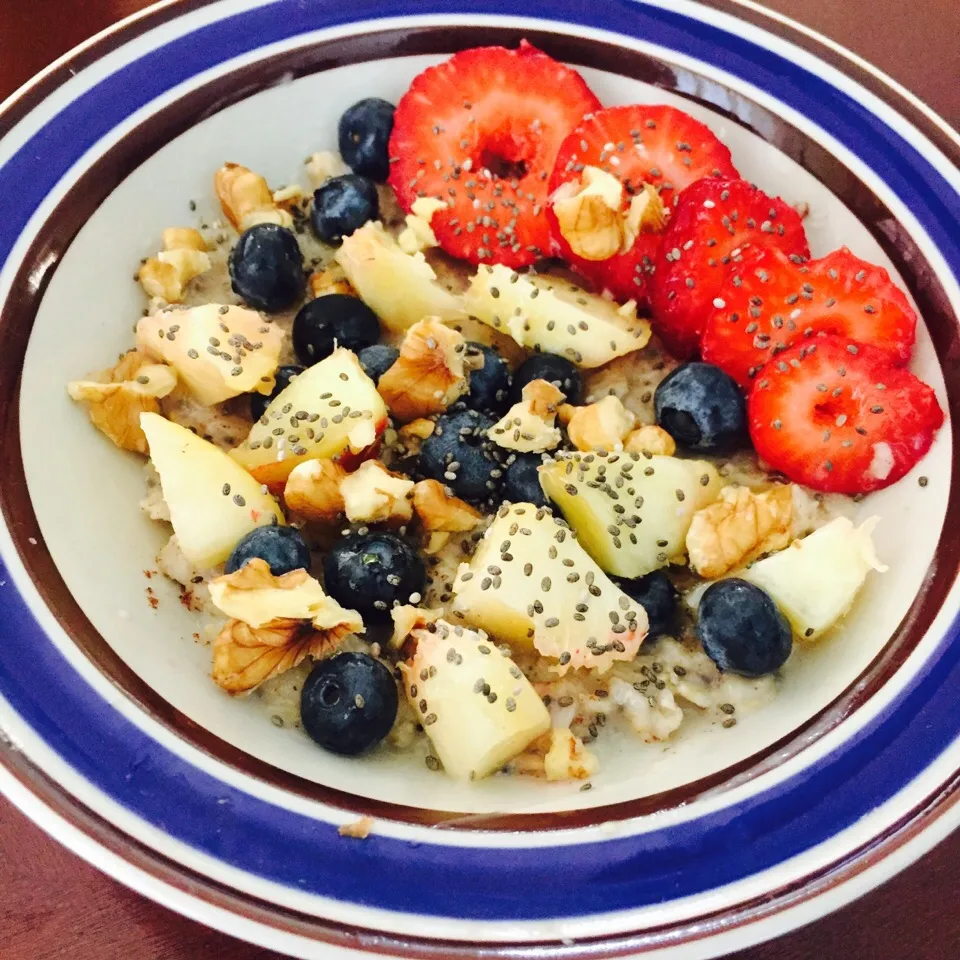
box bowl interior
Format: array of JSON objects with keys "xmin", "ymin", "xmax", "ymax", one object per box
[{"xmin": 18, "ymin": 54, "xmax": 950, "ymax": 815}]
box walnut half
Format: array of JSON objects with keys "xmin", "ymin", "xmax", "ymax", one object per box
[{"xmin": 686, "ymin": 484, "xmax": 794, "ymax": 579}]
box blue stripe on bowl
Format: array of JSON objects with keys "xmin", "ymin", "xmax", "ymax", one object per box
[{"xmin": 1, "ymin": 0, "xmax": 959, "ymax": 923}]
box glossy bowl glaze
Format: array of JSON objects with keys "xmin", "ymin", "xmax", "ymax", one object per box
[{"xmin": 0, "ymin": 2, "xmax": 958, "ymax": 958}]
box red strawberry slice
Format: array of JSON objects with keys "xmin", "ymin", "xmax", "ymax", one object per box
[
  {"xmin": 388, "ymin": 42, "xmax": 601, "ymax": 269},
  {"xmin": 547, "ymin": 104, "xmax": 738, "ymax": 303},
  {"xmin": 701, "ymin": 245, "xmax": 918, "ymax": 387},
  {"xmin": 650, "ymin": 178, "xmax": 809, "ymax": 358},
  {"xmin": 748, "ymin": 336, "xmax": 942, "ymax": 494}
]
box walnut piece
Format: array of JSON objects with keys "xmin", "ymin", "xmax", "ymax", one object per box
[
  {"xmin": 397, "ymin": 197, "xmax": 447, "ymax": 254},
  {"xmin": 686, "ymin": 484, "xmax": 794, "ymax": 579},
  {"xmin": 213, "ymin": 617, "xmax": 345, "ymax": 694},
  {"xmin": 138, "ymin": 227, "xmax": 212, "ymax": 303},
  {"xmin": 487, "ymin": 379, "xmax": 564, "ymax": 453},
  {"xmin": 214, "ymin": 162, "xmax": 293, "ymax": 232},
  {"xmin": 308, "ymin": 264, "xmax": 356, "ymax": 299},
  {"xmin": 566, "ymin": 395, "xmax": 636, "ymax": 452},
  {"xmin": 622, "ymin": 183, "xmax": 667, "ymax": 251},
  {"xmin": 551, "ymin": 166, "xmax": 625, "ymax": 261},
  {"xmin": 338, "ymin": 816, "xmax": 374, "ymax": 839},
  {"xmin": 377, "ymin": 318, "xmax": 468, "ymax": 422},
  {"xmin": 306, "ymin": 150, "xmax": 350, "ymax": 188},
  {"xmin": 397, "ymin": 418, "xmax": 435, "ymax": 456},
  {"xmin": 390, "ymin": 604, "xmax": 442, "ymax": 649},
  {"xmin": 340, "ymin": 460, "xmax": 415, "ymax": 525},
  {"xmin": 283, "ymin": 459, "xmax": 347, "ymax": 522},
  {"xmin": 544, "ymin": 728, "xmax": 598, "ymax": 781},
  {"xmin": 624, "ymin": 424, "xmax": 676, "ymax": 456},
  {"xmin": 209, "ymin": 557, "xmax": 364, "ymax": 632},
  {"xmin": 67, "ymin": 350, "xmax": 177, "ymax": 454},
  {"xmin": 412, "ymin": 479, "xmax": 481, "ymax": 532}
]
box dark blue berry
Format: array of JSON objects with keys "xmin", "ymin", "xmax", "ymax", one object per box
[
  {"xmin": 292, "ymin": 294, "xmax": 380, "ymax": 365},
  {"xmin": 228, "ymin": 223, "xmax": 305, "ymax": 312},
  {"xmin": 503, "ymin": 453, "xmax": 548, "ymax": 507},
  {"xmin": 614, "ymin": 571, "xmax": 678, "ymax": 640},
  {"xmin": 311, "ymin": 175, "xmax": 379, "ymax": 243},
  {"xmin": 301, "ymin": 653, "xmax": 398, "ymax": 755},
  {"xmin": 250, "ymin": 364, "xmax": 305, "ymax": 422},
  {"xmin": 696, "ymin": 578, "xmax": 792, "ymax": 677},
  {"xmin": 338, "ymin": 98, "xmax": 395, "ymax": 182},
  {"xmin": 509, "ymin": 354, "xmax": 582, "ymax": 405},
  {"xmin": 419, "ymin": 410, "xmax": 504, "ymax": 502},
  {"xmin": 654, "ymin": 362, "xmax": 746, "ymax": 453},
  {"xmin": 323, "ymin": 532, "xmax": 425, "ymax": 624},
  {"xmin": 464, "ymin": 342, "xmax": 511, "ymax": 413},
  {"xmin": 225, "ymin": 525, "xmax": 311, "ymax": 576},
  {"xmin": 357, "ymin": 344, "xmax": 399, "ymax": 383}
]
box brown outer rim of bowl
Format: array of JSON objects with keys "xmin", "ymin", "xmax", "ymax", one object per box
[{"xmin": 0, "ymin": 0, "xmax": 958, "ymax": 952}]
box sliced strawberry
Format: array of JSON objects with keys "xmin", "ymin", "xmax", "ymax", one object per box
[
  {"xmin": 748, "ymin": 336, "xmax": 942, "ymax": 494},
  {"xmin": 701, "ymin": 246, "xmax": 918, "ymax": 387},
  {"xmin": 388, "ymin": 42, "xmax": 601, "ymax": 268},
  {"xmin": 650, "ymin": 178, "xmax": 809, "ymax": 358},
  {"xmin": 547, "ymin": 104, "xmax": 738, "ymax": 303}
]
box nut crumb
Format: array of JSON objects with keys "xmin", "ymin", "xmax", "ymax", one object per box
[{"xmin": 338, "ymin": 816, "xmax": 374, "ymax": 839}]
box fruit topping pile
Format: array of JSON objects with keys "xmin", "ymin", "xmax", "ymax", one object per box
[{"xmin": 68, "ymin": 41, "xmax": 943, "ymax": 787}]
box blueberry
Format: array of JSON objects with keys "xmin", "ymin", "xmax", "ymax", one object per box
[
  {"xmin": 654, "ymin": 363, "xmax": 746, "ymax": 453},
  {"xmin": 614, "ymin": 571, "xmax": 678, "ymax": 640},
  {"xmin": 225, "ymin": 525, "xmax": 311, "ymax": 576},
  {"xmin": 696, "ymin": 578, "xmax": 792, "ymax": 677},
  {"xmin": 503, "ymin": 453, "xmax": 548, "ymax": 507},
  {"xmin": 419, "ymin": 409, "xmax": 504, "ymax": 502},
  {"xmin": 311, "ymin": 175, "xmax": 379, "ymax": 243},
  {"xmin": 338, "ymin": 98, "xmax": 395, "ymax": 182},
  {"xmin": 464, "ymin": 342, "xmax": 511, "ymax": 413},
  {"xmin": 301, "ymin": 652, "xmax": 398, "ymax": 755},
  {"xmin": 357, "ymin": 344, "xmax": 399, "ymax": 383},
  {"xmin": 292, "ymin": 294, "xmax": 381, "ymax": 365},
  {"xmin": 323, "ymin": 532, "xmax": 425, "ymax": 623},
  {"xmin": 228, "ymin": 223, "xmax": 305, "ymax": 312},
  {"xmin": 509, "ymin": 354, "xmax": 581, "ymax": 405},
  {"xmin": 250, "ymin": 364, "xmax": 305, "ymax": 421}
]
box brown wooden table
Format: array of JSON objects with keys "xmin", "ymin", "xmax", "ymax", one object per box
[{"xmin": 1, "ymin": 1, "xmax": 958, "ymax": 958}]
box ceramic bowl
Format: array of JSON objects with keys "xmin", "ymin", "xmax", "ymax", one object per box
[{"xmin": 1, "ymin": 1, "xmax": 958, "ymax": 958}]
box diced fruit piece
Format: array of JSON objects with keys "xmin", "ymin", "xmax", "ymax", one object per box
[
  {"xmin": 335, "ymin": 222, "xmax": 466, "ymax": 332},
  {"xmin": 502, "ymin": 452, "xmax": 549, "ymax": 507},
  {"xmin": 487, "ymin": 379, "xmax": 563, "ymax": 453},
  {"xmin": 228, "ymin": 223, "xmax": 306, "ymax": 312},
  {"xmin": 747, "ymin": 336, "xmax": 943, "ymax": 493},
  {"xmin": 539, "ymin": 451, "xmax": 721, "ymax": 578},
  {"xmin": 654, "ymin": 362, "xmax": 746, "ymax": 452},
  {"xmin": 548, "ymin": 104, "xmax": 738, "ymax": 302},
  {"xmin": 388, "ymin": 42, "xmax": 601, "ymax": 268},
  {"xmin": 140, "ymin": 412, "xmax": 284, "ymax": 567},
  {"xmin": 465, "ymin": 265, "xmax": 651, "ymax": 368},
  {"xmin": 650, "ymin": 178, "xmax": 809, "ymax": 357},
  {"xmin": 464, "ymin": 342, "xmax": 512, "ymax": 414},
  {"xmin": 301, "ymin": 653, "xmax": 398, "ymax": 755},
  {"xmin": 230, "ymin": 348, "xmax": 388, "ymax": 486},
  {"xmin": 400, "ymin": 620, "xmax": 550, "ymax": 780},
  {"xmin": 509, "ymin": 354, "xmax": 582, "ymax": 405},
  {"xmin": 701, "ymin": 246, "xmax": 918, "ymax": 386},
  {"xmin": 451, "ymin": 503, "xmax": 649, "ymax": 673},
  {"xmin": 250, "ymin": 364, "xmax": 305, "ymax": 422},
  {"xmin": 323, "ymin": 532, "xmax": 426, "ymax": 624},
  {"xmin": 357, "ymin": 344, "xmax": 399, "ymax": 383},
  {"xmin": 225, "ymin": 525, "xmax": 311, "ymax": 576},
  {"xmin": 376, "ymin": 318, "xmax": 468, "ymax": 422},
  {"xmin": 137, "ymin": 303, "xmax": 284, "ymax": 407},
  {"xmin": 292, "ymin": 294, "xmax": 380, "ymax": 365},
  {"xmin": 741, "ymin": 515, "xmax": 885, "ymax": 640},
  {"xmin": 338, "ymin": 98, "xmax": 395, "ymax": 182},
  {"xmin": 613, "ymin": 570, "xmax": 678, "ymax": 640},
  {"xmin": 696, "ymin": 578, "xmax": 793, "ymax": 676},
  {"xmin": 311, "ymin": 174, "xmax": 379, "ymax": 243},
  {"xmin": 418, "ymin": 409, "xmax": 505, "ymax": 503}
]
